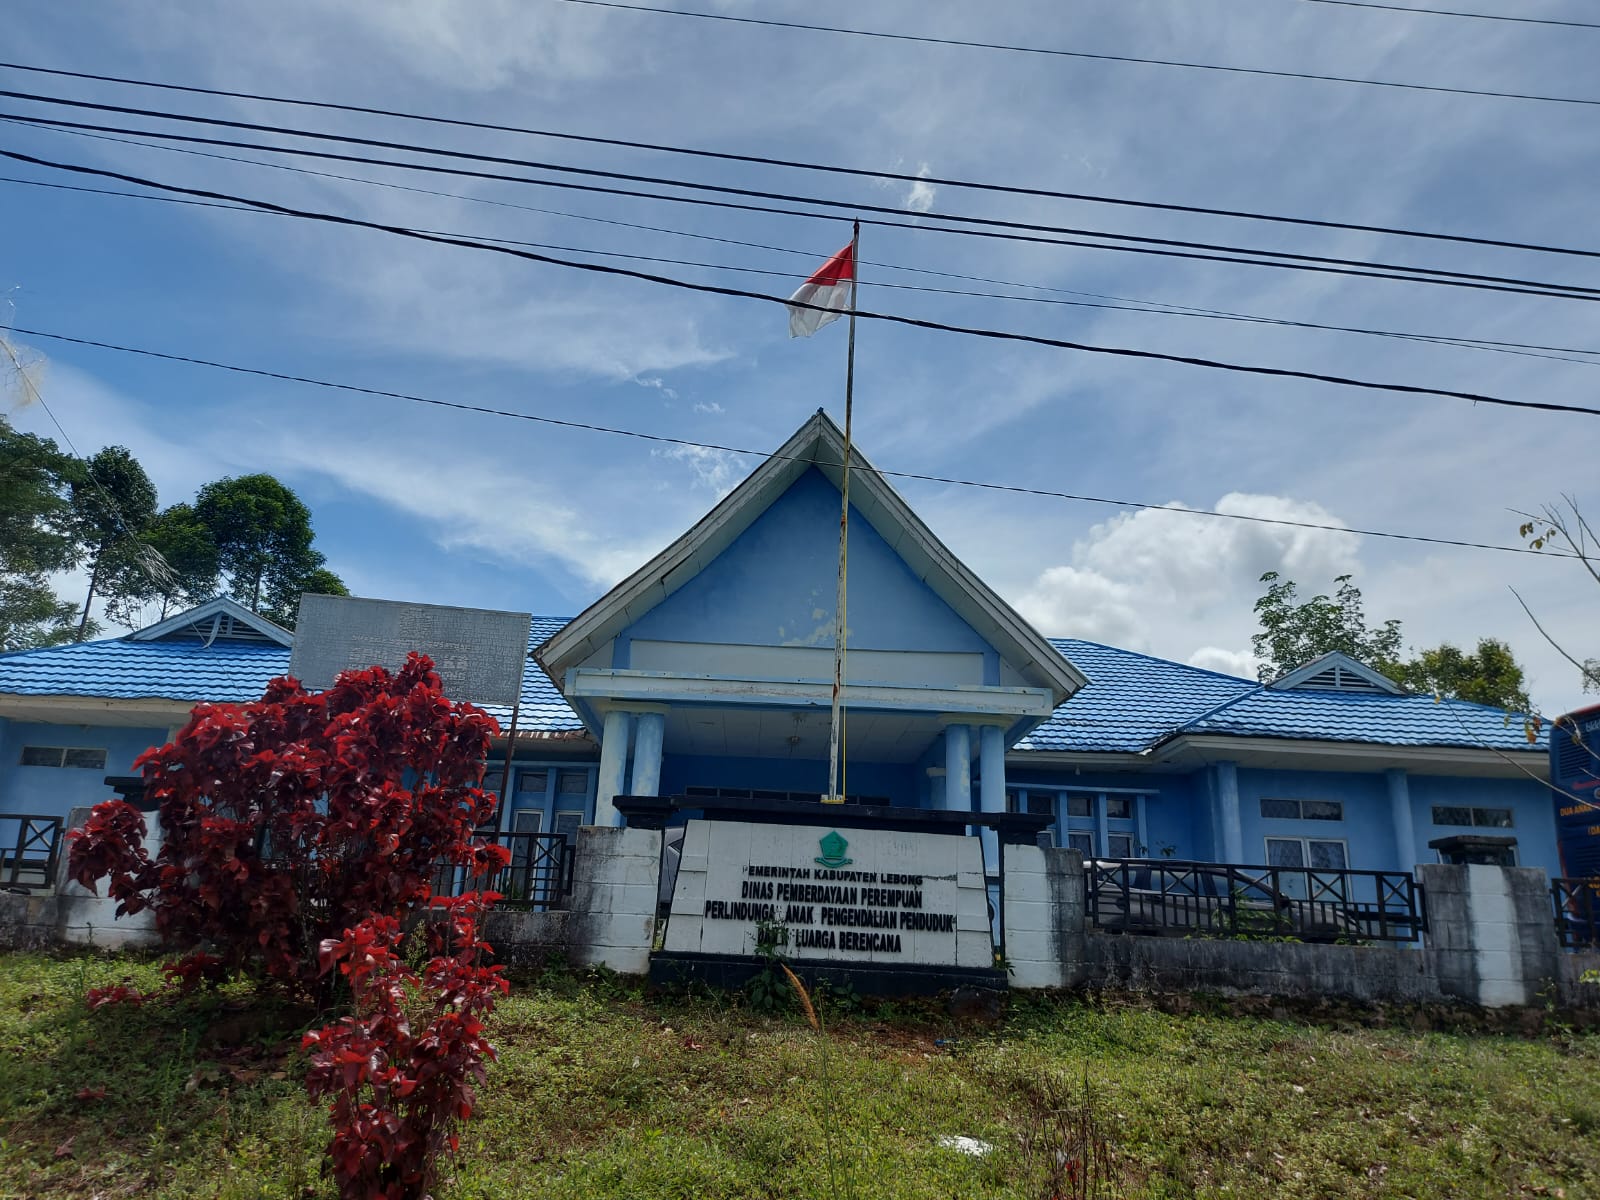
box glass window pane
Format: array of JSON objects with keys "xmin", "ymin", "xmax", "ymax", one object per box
[
  {"xmin": 1301, "ymin": 800, "xmax": 1343, "ymax": 822},
  {"xmin": 1005, "ymin": 789, "xmax": 1021, "ymax": 813},
  {"xmin": 482, "ymin": 770, "xmax": 504, "ymax": 795},
  {"xmin": 19, "ymin": 746, "xmax": 62, "ymax": 767},
  {"xmin": 1027, "ymin": 794, "xmax": 1053, "ymax": 816},
  {"xmin": 62, "ymin": 748, "xmax": 106, "ymax": 770},
  {"xmin": 1260, "ymin": 797, "xmax": 1300, "ymax": 819},
  {"xmin": 517, "ymin": 769, "xmax": 549, "ymax": 795},
  {"xmin": 1105, "ymin": 796, "xmax": 1132, "ymax": 820},
  {"xmin": 557, "ymin": 769, "xmax": 589, "ymax": 795},
  {"xmin": 1067, "ymin": 832, "xmax": 1094, "ymax": 856},
  {"xmin": 554, "ymin": 811, "xmax": 583, "ymax": 838},
  {"xmin": 1066, "ymin": 794, "xmax": 1092, "ymax": 818},
  {"xmin": 512, "ymin": 809, "xmax": 543, "ymax": 834},
  {"xmin": 1473, "ymin": 808, "xmax": 1514, "ymax": 828},
  {"xmin": 1035, "ymin": 828, "xmax": 1055, "ymax": 850},
  {"xmin": 1107, "ymin": 833, "xmax": 1135, "ymax": 858},
  {"xmin": 1265, "ymin": 838, "xmax": 1305, "ymax": 868},
  {"xmin": 1308, "ymin": 841, "xmax": 1347, "ymax": 870},
  {"xmin": 1432, "ymin": 806, "xmax": 1473, "ymax": 827}
]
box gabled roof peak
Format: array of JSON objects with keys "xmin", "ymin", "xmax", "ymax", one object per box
[
  {"xmin": 1267, "ymin": 651, "xmax": 1404, "ymax": 695},
  {"xmin": 537, "ymin": 409, "xmax": 1085, "ymax": 703},
  {"xmin": 129, "ymin": 597, "xmax": 294, "ymax": 648}
]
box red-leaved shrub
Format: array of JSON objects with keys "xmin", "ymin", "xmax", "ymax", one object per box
[
  {"xmin": 303, "ymin": 891, "xmax": 509, "ymax": 1200},
  {"xmin": 66, "ymin": 653, "xmax": 510, "ymax": 999}
]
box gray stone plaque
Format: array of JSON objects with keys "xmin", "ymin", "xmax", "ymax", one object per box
[{"xmin": 289, "ymin": 594, "xmax": 531, "ymax": 704}]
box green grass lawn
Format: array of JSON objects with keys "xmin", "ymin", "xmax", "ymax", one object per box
[{"xmin": 0, "ymin": 950, "xmax": 1596, "ymax": 1199}]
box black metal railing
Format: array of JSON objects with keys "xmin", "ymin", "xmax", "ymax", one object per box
[
  {"xmin": 433, "ymin": 831, "xmax": 573, "ymax": 911},
  {"xmin": 1553, "ymin": 877, "xmax": 1600, "ymax": 950},
  {"xmin": 0, "ymin": 813, "xmax": 63, "ymax": 893},
  {"xmin": 1086, "ymin": 858, "xmax": 1425, "ymax": 944}
]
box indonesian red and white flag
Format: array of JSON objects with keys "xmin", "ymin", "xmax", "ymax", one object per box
[{"xmin": 787, "ymin": 241, "xmax": 855, "ymax": 338}]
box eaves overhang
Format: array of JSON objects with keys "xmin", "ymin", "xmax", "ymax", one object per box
[{"xmin": 1151, "ymin": 733, "xmax": 1550, "ymax": 780}]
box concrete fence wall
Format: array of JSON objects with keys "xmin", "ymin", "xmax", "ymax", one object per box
[
  {"xmin": 998, "ymin": 849, "xmax": 1595, "ymax": 1009},
  {"xmin": 4, "ymin": 813, "xmax": 1595, "ymax": 1011}
]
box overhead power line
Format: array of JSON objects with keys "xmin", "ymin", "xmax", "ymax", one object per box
[
  {"xmin": 1, "ymin": 59, "xmax": 1596, "ymax": 261},
  {"xmin": 1298, "ymin": 0, "xmax": 1600, "ymax": 31},
  {"xmin": 10, "ymin": 107, "xmax": 1600, "ymax": 307},
  {"xmin": 9, "ymin": 145, "xmax": 1600, "ymax": 423},
  {"xmin": 11, "ymin": 94, "xmax": 1600, "ymax": 295},
  {"xmin": 9, "ymin": 169, "xmax": 1600, "ymax": 371},
  {"xmin": 545, "ymin": 0, "xmax": 1600, "ymax": 109},
  {"xmin": 16, "ymin": 117, "xmax": 1600, "ymax": 364},
  {"xmin": 8, "ymin": 323, "xmax": 1573, "ymax": 561}
]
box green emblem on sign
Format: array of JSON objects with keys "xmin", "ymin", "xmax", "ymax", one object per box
[{"xmin": 815, "ymin": 831, "xmax": 853, "ymax": 868}]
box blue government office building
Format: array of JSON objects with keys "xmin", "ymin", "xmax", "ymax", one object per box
[{"xmin": 0, "ymin": 412, "xmax": 1557, "ymax": 880}]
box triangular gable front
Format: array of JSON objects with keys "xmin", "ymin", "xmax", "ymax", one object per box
[
  {"xmin": 537, "ymin": 411, "xmax": 1085, "ymax": 705},
  {"xmin": 129, "ymin": 597, "xmax": 294, "ymax": 648}
]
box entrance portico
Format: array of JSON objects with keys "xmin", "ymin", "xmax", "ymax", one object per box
[{"xmin": 537, "ymin": 413, "xmax": 1084, "ymax": 860}]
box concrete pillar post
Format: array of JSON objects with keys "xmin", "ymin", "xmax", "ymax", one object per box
[
  {"xmin": 1216, "ymin": 760, "xmax": 1244, "ymax": 863},
  {"xmin": 977, "ymin": 722, "xmax": 1007, "ymax": 883},
  {"xmin": 629, "ymin": 710, "xmax": 666, "ymax": 798},
  {"xmin": 943, "ymin": 723, "xmax": 972, "ymax": 812},
  {"xmin": 1386, "ymin": 768, "xmax": 1416, "ymax": 872},
  {"xmin": 595, "ymin": 708, "xmax": 633, "ymax": 828}
]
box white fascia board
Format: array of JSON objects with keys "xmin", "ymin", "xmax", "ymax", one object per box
[
  {"xmin": 0, "ymin": 693, "xmax": 199, "ymax": 726},
  {"xmin": 1159, "ymin": 734, "xmax": 1550, "ymax": 779},
  {"xmin": 566, "ymin": 668, "xmax": 1058, "ymax": 718}
]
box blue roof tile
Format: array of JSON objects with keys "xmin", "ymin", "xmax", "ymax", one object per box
[
  {"xmin": 0, "ymin": 620, "xmax": 1543, "ymax": 753},
  {"xmin": 1019, "ymin": 640, "xmax": 1255, "ymax": 753}
]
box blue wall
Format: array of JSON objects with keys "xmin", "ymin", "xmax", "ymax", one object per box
[
  {"xmin": 1235, "ymin": 767, "xmax": 1393, "ymax": 869},
  {"xmin": 1407, "ymin": 773, "xmax": 1558, "ymax": 877},
  {"xmin": 0, "ymin": 718, "xmax": 168, "ymax": 820},
  {"xmin": 626, "ymin": 468, "xmax": 990, "ymax": 654},
  {"xmin": 659, "ymin": 751, "xmax": 920, "ymax": 808}
]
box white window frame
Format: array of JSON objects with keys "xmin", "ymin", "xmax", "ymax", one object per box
[{"xmin": 1259, "ymin": 797, "xmax": 1344, "ymax": 822}]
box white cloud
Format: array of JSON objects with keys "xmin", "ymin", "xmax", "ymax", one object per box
[
  {"xmin": 904, "ymin": 164, "xmax": 937, "ymax": 214},
  {"xmin": 693, "ymin": 400, "xmax": 726, "ymax": 415},
  {"xmin": 1016, "ymin": 566, "xmax": 1144, "ymax": 648},
  {"xmin": 651, "ymin": 443, "xmax": 749, "ymax": 498},
  {"xmin": 1188, "ymin": 646, "xmax": 1259, "ymax": 680}
]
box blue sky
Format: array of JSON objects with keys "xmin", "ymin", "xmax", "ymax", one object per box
[{"xmin": 3, "ymin": 0, "xmax": 1596, "ymax": 716}]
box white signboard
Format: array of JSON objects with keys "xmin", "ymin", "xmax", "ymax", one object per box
[
  {"xmin": 663, "ymin": 820, "xmax": 994, "ymax": 969},
  {"xmin": 289, "ymin": 594, "xmax": 531, "ymax": 704}
]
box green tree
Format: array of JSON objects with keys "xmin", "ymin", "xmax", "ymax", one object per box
[
  {"xmin": 0, "ymin": 414, "xmax": 81, "ymax": 651},
  {"xmin": 263, "ymin": 564, "xmax": 349, "ymax": 630},
  {"xmin": 1518, "ymin": 499, "xmax": 1600, "ymax": 695},
  {"xmin": 104, "ymin": 502, "xmax": 221, "ymax": 628},
  {"xmin": 65, "ymin": 445, "xmax": 158, "ymax": 640},
  {"xmin": 1389, "ymin": 638, "xmax": 1531, "ymax": 713},
  {"xmin": 194, "ymin": 474, "xmax": 331, "ymax": 615},
  {"xmin": 1251, "ymin": 572, "xmax": 1404, "ymax": 681}
]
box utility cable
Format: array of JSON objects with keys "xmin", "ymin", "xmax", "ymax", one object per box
[
  {"xmin": 1297, "ymin": 0, "xmax": 1600, "ymax": 31},
  {"xmin": 9, "ymin": 147, "xmax": 1600, "ymax": 426},
  {"xmin": 17, "ymin": 117, "xmax": 1600, "ymax": 362},
  {"xmin": 8, "ymin": 323, "xmax": 1575, "ymax": 561},
  {"xmin": 9, "ymin": 109, "xmax": 1600, "ymax": 306},
  {"xmin": 9, "ymin": 170, "xmax": 1600, "ymax": 371},
  {"xmin": 8, "ymin": 91, "xmax": 1600, "ymax": 292},
  {"xmin": 546, "ymin": 0, "xmax": 1600, "ymax": 109},
  {"xmin": 3, "ymin": 58, "xmax": 1598, "ymax": 260}
]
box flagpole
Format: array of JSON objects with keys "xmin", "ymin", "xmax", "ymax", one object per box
[{"xmin": 826, "ymin": 220, "xmax": 860, "ymax": 805}]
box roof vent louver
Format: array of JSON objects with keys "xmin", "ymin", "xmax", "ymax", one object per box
[
  {"xmin": 1267, "ymin": 651, "xmax": 1404, "ymax": 696},
  {"xmin": 129, "ymin": 597, "xmax": 294, "ymax": 648}
]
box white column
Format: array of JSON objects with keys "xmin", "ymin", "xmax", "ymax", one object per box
[
  {"xmin": 630, "ymin": 710, "xmax": 666, "ymax": 797},
  {"xmin": 1387, "ymin": 768, "xmax": 1416, "ymax": 872},
  {"xmin": 943, "ymin": 723, "xmax": 972, "ymax": 812},
  {"xmin": 1216, "ymin": 761, "xmax": 1244, "ymax": 863},
  {"xmin": 595, "ymin": 708, "xmax": 633, "ymax": 828}
]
